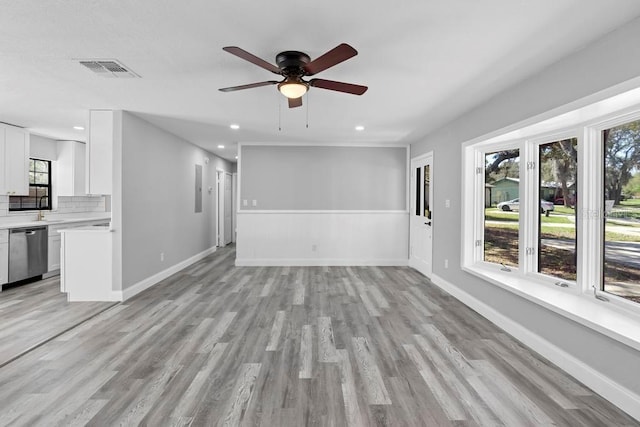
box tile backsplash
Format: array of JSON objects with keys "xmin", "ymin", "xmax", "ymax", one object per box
[{"xmin": 0, "ymin": 195, "xmax": 107, "ymax": 218}]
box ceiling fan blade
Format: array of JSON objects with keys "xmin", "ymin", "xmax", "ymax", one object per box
[
  {"xmin": 288, "ymin": 97, "xmax": 303, "ymax": 108},
  {"xmin": 304, "ymin": 43, "xmax": 358, "ymax": 76},
  {"xmin": 219, "ymin": 81, "xmax": 279, "ymax": 92},
  {"xmin": 309, "ymin": 79, "xmax": 368, "ymax": 95},
  {"xmin": 222, "ymin": 46, "xmax": 281, "ymax": 74}
]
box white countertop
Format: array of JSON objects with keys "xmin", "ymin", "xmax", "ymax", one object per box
[
  {"xmin": 0, "ymin": 214, "xmax": 111, "ymax": 230},
  {"xmin": 59, "ymin": 225, "xmax": 112, "ymax": 233}
]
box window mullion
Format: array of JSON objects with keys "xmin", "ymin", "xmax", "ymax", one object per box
[
  {"xmin": 582, "ymin": 127, "xmax": 603, "ymax": 295},
  {"xmin": 474, "ymin": 149, "xmax": 485, "ymax": 263},
  {"xmin": 522, "ymin": 141, "xmax": 535, "ymax": 275}
]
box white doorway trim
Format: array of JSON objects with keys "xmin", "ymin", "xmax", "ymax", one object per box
[
  {"xmin": 223, "ymin": 171, "xmax": 233, "ymax": 245},
  {"xmin": 216, "ymin": 170, "xmax": 234, "ymax": 247},
  {"xmin": 232, "ymin": 172, "xmax": 237, "ymax": 243},
  {"xmin": 216, "ymin": 169, "xmax": 224, "ymax": 247}
]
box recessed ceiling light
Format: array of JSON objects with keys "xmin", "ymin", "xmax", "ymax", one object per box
[
  {"xmin": 355, "ymin": 125, "xmax": 365, "ymax": 131},
  {"xmin": 230, "ymin": 124, "xmax": 240, "ymax": 130},
  {"xmin": 235, "ymin": 156, "xmax": 238, "ymax": 159},
  {"xmin": 73, "ymin": 126, "xmax": 85, "ymax": 131},
  {"xmin": 218, "ymin": 145, "xmax": 225, "ymax": 149}
]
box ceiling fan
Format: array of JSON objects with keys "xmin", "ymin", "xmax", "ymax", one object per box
[{"xmin": 219, "ymin": 43, "xmax": 368, "ymax": 108}]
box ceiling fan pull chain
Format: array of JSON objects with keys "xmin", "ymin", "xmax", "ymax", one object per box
[
  {"xmin": 306, "ymin": 92, "xmax": 309, "ymax": 129},
  {"xmin": 278, "ymin": 95, "xmax": 282, "ymax": 132}
]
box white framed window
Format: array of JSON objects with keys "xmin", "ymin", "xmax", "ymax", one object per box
[
  {"xmin": 592, "ymin": 112, "xmax": 640, "ymax": 308},
  {"xmin": 463, "ymin": 94, "xmax": 640, "ymax": 324}
]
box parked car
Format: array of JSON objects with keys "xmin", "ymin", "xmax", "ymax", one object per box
[
  {"xmin": 497, "ymin": 198, "xmax": 520, "ymax": 211},
  {"xmin": 497, "ymin": 198, "xmax": 554, "ymax": 214},
  {"xmin": 554, "ymin": 195, "xmax": 576, "ymax": 206},
  {"xmin": 540, "ymin": 199, "xmax": 555, "ymax": 214}
]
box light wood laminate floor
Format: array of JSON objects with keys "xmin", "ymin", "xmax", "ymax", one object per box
[
  {"xmin": 0, "ymin": 245, "xmax": 637, "ymax": 426},
  {"xmin": 0, "ymin": 276, "xmax": 114, "ymax": 367}
]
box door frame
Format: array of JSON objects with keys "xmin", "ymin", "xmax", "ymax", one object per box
[
  {"xmin": 409, "ymin": 151, "xmax": 434, "ymax": 278},
  {"xmin": 223, "ymin": 171, "xmax": 233, "ymax": 245},
  {"xmin": 216, "ymin": 169, "xmax": 224, "ymax": 247},
  {"xmin": 231, "ymin": 172, "xmax": 237, "ymax": 243}
]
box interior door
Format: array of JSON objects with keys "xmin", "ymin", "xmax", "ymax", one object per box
[
  {"xmin": 224, "ymin": 172, "xmax": 232, "ymax": 245},
  {"xmin": 409, "ymin": 153, "xmax": 433, "ymax": 278}
]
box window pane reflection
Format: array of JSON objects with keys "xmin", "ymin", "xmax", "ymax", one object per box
[
  {"xmin": 415, "ymin": 167, "xmax": 421, "ymax": 216},
  {"xmin": 424, "ymin": 165, "xmax": 430, "ymax": 219},
  {"xmin": 484, "ymin": 149, "xmax": 520, "ymax": 267},
  {"xmin": 603, "ymin": 120, "xmax": 640, "ymax": 304},
  {"xmin": 538, "ymin": 138, "xmax": 578, "ymax": 281}
]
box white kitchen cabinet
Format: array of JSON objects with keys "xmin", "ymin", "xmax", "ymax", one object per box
[
  {"xmin": 47, "ymin": 232, "xmax": 62, "ymax": 273},
  {"xmin": 60, "ymin": 226, "xmax": 115, "ymax": 301},
  {"xmin": 87, "ymin": 110, "xmax": 118, "ymax": 195},
  {"xmin": 57, "ymin": 140, "xmax": 86, "ymax": 196},
  {"xmin": 47, "ymin": 219, "xmax": 109, "ymax": 274},
  {"xmin": 0, "ymin": 123, "xmax": 30, "ymax": 196},
  {"xmin": 0, "ymin": 230, "xmax": 8, "ymax": 286}
]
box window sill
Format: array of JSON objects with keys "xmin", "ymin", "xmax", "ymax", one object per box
[{"xmin": 464, "ymin": 264, "xmax": 640, "ymax": 352}]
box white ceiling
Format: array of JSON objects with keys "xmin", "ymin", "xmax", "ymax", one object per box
[{"xmin": 2, "ymin": 1, "xmax": 640, "ymax": 162}]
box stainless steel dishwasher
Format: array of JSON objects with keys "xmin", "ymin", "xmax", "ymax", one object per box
[{"xmin": 8, "ymin": 226, "xmax": 48, "ymax": 283}]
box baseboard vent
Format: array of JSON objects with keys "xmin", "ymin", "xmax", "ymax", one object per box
[{"xmin": 78, "ymin": 59, "xmax": 140, "ymax": 78}]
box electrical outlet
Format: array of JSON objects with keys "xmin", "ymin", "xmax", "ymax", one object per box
[
  {"xmin": 242, "ymin": 199, "xmax": 248, "ymax": 207},
  {"xmin": 445, "ymin": 199, "xmax": 451, "ymax": 208},
  {"xmin": 311, "ymin": 244, "xmax": 317, "ymax": 252},
  {"xmin": 444, "ymin": 259, "xmax": 448, "ymax": 268},
  {"xmin": 252, "ymin": 200, "xmax": 257, "ymax": 207},
  {"xmin": 160, "ymin": 252, "xmax": 165, "ymax": 262}
]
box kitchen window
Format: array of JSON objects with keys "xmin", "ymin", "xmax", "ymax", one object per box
[{"xmin": 9, "ymin": 158, "xmax": 52, "ymax": 211}]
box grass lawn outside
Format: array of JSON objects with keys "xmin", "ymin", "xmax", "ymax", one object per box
[
  {"xmin": 620, "ymin": 198, "xmax": 640, "ymax": 207},
  {"xmin": 483, "ymin": 206, "xmax": 640, "ymax": 302},
  {"xmin": 484, "ymin": 208, "xmax": 640, "ymax": 241}
]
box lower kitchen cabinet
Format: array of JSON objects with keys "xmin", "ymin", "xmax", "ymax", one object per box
[
  {"xmin": 48, "ymin": 234, "xmax": 61, "ymax": 272},
  {"xmin": 0, "ymin": 217, "xmax": 110, "ymax": 285},
  {"xmin": 47, "ymin": 219, "xmax": 110, "ymax": 274},
  {"xmin": 60, "ymin": 226, "xmax": 115, "ymax": 301}
]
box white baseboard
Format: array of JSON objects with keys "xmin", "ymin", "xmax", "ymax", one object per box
[
  {"xmin": 235, "ymin": 258, "xmax": 408, "ymax": 267},
  {"xmin": 43, "ymin": 270, "xmax": 60, "ymax": 279},
  {"xmin": 430, "ymin": 272, "xmax": 640, "ymax": 422},
  {"xmin": 121, "ymin": 246, "xmax": 217, "ymax": 301}
]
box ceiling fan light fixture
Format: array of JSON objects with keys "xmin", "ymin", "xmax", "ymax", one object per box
[{"xmin": 278, "ymin": 80, "xmax": 308, "ymax": 99}]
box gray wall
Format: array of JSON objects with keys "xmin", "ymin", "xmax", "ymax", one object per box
[
  {"xmin": 120, "ymin": 112, "xmax": 234, "ymax": 289},
  {"xmin": 410, "ymin": 17, "xmax": 640, "ymax": 395},
  {"xmin": 241, "ymin": 145, "xmax": 406, "ymax": 210}
]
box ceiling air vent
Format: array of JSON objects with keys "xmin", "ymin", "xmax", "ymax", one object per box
[{"xmin": 78, "ymin": 59, "xmax": 140, "ymax": 78}]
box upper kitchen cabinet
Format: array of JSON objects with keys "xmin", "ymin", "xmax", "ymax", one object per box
[
  {"xmin": 0, "ymin": 123, "xmax": 30, "ymax": 196},
  {"xmin": 87, "ymin": 110, "xmax": 120, "ymax": 195},
  {"xmin": 57, "ymin": 140, "xmax": 86, "ymax": 196}
]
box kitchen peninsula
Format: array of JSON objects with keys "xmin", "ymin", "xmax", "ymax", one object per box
[{"xmin": 59, "ymin": 223, "xmax": 115, "ymax": 301}]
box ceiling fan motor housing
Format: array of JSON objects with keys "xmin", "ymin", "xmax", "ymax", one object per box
[{"xmin": 276, "ymin": 51, "xmax": 310, "ymax": 76}]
